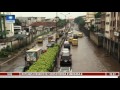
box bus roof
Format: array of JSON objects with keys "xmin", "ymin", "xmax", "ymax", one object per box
[
  {"xmin": 26, "ymin": 47, "xmax": 42, "ymax": 52},
  {"xmin": 72, "ymin": 39, "xmax": 78, "ymax": 40},
  {"xmin": 38, "ymin": 36, "xmax": 43, "ymax": 38}
]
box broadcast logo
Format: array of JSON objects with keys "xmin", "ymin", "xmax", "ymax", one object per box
[{"xmin": 6, "ymin": 15, "xmax": 15, "ymax": 23}]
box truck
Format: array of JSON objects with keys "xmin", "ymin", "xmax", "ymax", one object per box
[{"xmin": 25, "ymin": 47, "xmax": 43, "ymax": 66}]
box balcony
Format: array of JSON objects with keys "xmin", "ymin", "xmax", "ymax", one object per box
[{"xmin": 106, "ymin": 22, "xmax": 109, "ymax": 25}]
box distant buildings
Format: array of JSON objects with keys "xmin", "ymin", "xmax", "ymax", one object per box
[
  {"xmin": 85, "ymin": 12, "xmax": 119, "ymax": 41},
  {"xmin": 0, "ymin": 12, "xmax": 14, "ymax": 38},
  {"xmin": 85, "ymin": 12, "xmax": 96, "ymax": 30},
  {"xmin": 30, "ymin": 22, "xmax": 56, "ymax": 31},
  {"xmin": 16, "ymin": 17, "xmax": 46, "ymax": 26}
]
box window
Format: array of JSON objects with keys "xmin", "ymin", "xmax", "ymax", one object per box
[
  {"xmin": 106, "ymin": 14, "xmax": 110, "ymax": 17},
  {"xmin": 114, "ymin": 12, "xmax": 116, "ymax": 17},
  {"xmin": 106, "ymin": 22, "xmax": 109, "ymax": 24},
  {"xmin": 110, "ymin": 21, "xmax": 112, "ymax": 26}
]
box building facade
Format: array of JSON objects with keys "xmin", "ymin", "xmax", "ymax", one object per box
[
  {"xmin": 0, "ymin": 12, "xmax": 14, "ymax": 38},
  {"xmin": 85, "ymin": 12, "xmax": 96, "ymax": 30},
  {"xmin": 16, "ymin": 17, "xmax": 46, "ymax": 26},
  {"xmin": 105, "ymin": 12, "xmax": 111, "ymax": 39}
]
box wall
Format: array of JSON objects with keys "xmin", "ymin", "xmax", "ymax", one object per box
[
  {"xmin": 105, "ymin": 12, "xmax": 111, "ymax": 39},
  {"xmin": 90, "ymin": 32, "xmax": 99, "ymax": 46}
]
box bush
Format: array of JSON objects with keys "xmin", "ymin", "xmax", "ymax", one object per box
[
  {"xmin": 27, "ymin": 44, "xmax": 59, "ymax": 72},
  {"xmin": 6, "ymin": 45, "xmax": 12, "ymax": 52},
  {"xmin": 0, "ymin": 49, "xmax": 9, "ymax": 58},
  {"xmin": 0, "ymin": 46, "xmax": 12, "ymax": 58}
]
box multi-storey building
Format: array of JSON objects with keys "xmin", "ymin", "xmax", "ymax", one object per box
[
  {"xmin": 0, "ymin": 12, "xmax": 14, "ymax": 38},
  {"xmin": 16, "ymin": 17, "xmax": 46, "ymax": 26},
  {"xmin": 85, "ymin": 12, "xmax": 96, "ymax": 30}
]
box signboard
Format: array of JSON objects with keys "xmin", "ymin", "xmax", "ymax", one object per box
[
  {"xmin": 114, "ymin": 31, "xmax": 119, "ymax": 36},
  {"xmin": 6, "ymin": 15, "xmax": 15, "ymax": 23}
]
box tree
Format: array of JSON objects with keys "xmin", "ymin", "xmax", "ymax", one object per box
[
  {"xmin": 95, "ymin": 12, "xmax": 101, "ymax": 18},
  {"xmin": 57, "ymin": 19, "xmax": 67, "ymax": 28},
  {"xmin": 14, "ymin": 19, "xmax": 22, "ymax": 26},
  {"xmin": 74, "ymin": 16, "xmax": 85, "ymax": 28},
  {"xmin": 90, "ymin": 25, "xmax": 95, "ymax": 32}
]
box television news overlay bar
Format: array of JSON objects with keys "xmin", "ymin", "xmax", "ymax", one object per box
[{"xmin": 0, "ymin": 72, "xmax": 119, "ymax": 78}]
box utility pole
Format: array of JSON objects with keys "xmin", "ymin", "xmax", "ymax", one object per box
[
  {"xmin": 56, "ymin": 12, "xmax": 58, "ymax": 32},
  {"xmin": 60, "ymin": 13, "xmax": 70, "ymax": 34},
  {"xmin": 55, "ymin": 12, "xmax": 58, "ymax": 43}
]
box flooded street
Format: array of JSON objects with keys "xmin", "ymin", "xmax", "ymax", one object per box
[
  {"xmin": 71, "ymin": 31, "xmax": 120, "ymax": 72},
  {"xmin": 1, "ymin": 27, "xmax": 120, "ymax": 72}
]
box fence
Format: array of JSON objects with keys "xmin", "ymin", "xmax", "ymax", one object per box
[
  {"xmin": 90, "ymin": 32, "xmax": 103, "ymax": 47},
  {"xmin": 103, "ymin": 37, "xmax": 120, "ymax": 62}
]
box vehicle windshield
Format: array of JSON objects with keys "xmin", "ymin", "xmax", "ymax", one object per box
[
  {"xmin": 62, "ymin": 56, "xmax": 70, "ymax": 60},
  {"xmin": 38, "ymin": 38, "xmax": 42, "ymax": 40}
]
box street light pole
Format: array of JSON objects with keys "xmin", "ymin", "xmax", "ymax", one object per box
[
  {"xmin": 56, "ymin": 12, "xmax": 58, "ymax": 32},
  {"xmin": 60, "ymin": 13, "xmax": 70, "ymax": 31},
  {"xmin": 55, "ymin": 12, "xmax": 58, "ymax": 43}
]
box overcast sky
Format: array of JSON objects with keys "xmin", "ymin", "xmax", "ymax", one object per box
[{"xmin": 13, "ymin": 12, "xmax": 86, "ymax": 19}]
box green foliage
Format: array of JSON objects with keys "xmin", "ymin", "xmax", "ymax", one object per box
[
  {"xmin": 74, "ymin": 16, "xmax": 85, "ymax": 27},
  {"xmin": 90, "ymin": 25, "xmax": 95, "ymax": 32},
  {"xmin": 27, "ymin": 44, "xmax": 59, "ymax": 72},
  {"xmin": 14, "ymin": 19, "xmax": 22, "ymax": 26},
  {"xmin": 95, "ymin": 12, "xmax": 101, "ymax": 18},
  {"xmin": 0, "ymin": 45, "xmax": 11, "ymax": 58},
  {"xmin": 57, "ymin": 19, "xmax": 67, "ymax": 28}
]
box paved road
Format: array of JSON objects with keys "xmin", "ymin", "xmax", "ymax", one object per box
[
  {"xmin": 71, "ymin": 26, "xmax": 120, "ymax": 72},
  {"xmin": 56, "ymin": 24, "xmax": 120, "ymax": 72}
]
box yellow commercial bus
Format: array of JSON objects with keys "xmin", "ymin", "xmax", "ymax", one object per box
[
  {"xmin": 68, "ymin": 37, "xmax": 73, "ymax": 43},
  {"xmin": 77, "ymin": 32, "xmax": 83, "ymax": 38},
  {"xmin": 72, "ymin": 39, "xmax": 78, "ymax": 46},
  {"xmin": 37, "ymin": 36, "xmax": 43, "ymax": 43}
]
